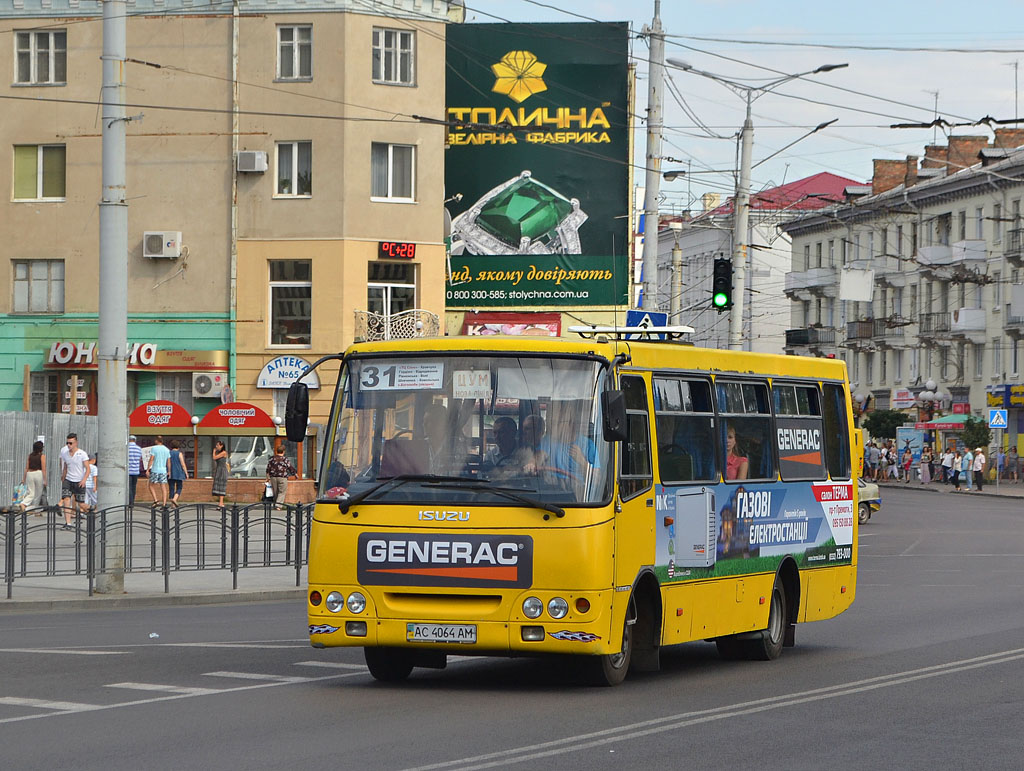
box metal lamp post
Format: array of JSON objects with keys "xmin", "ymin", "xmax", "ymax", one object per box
[{"xmin": 667, "ymin": 59, "xmax": 847, "ymax": 349}]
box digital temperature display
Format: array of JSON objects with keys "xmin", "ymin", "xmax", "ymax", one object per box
[{"xmin": 378, "ymin": 241, "xmax": 417, "ymax": 260}]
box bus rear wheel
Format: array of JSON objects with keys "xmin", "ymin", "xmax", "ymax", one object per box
[
  {"xmin": 364, "ymin": 647, "xmax": 414, "ymax": 682},
  {"xmin": 715, "ymin": 580, "xmax": 787, "ymax": 662},
  {"xmin": 582, "ymin": 599, "xmax": 634, "ymax": 686}
]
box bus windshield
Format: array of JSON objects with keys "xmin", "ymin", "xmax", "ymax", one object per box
[{"xmin": 319, "ymin": 353, "xmax": 613, "ymax": 507}]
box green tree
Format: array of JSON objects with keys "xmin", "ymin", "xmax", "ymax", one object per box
[
  {"xmin": 958, "ymin": 416, "xmax": 991, "ymax": 450},
  {"xmin": 862, "ymin": 409, "xmax": 909, "ymax": 440}
]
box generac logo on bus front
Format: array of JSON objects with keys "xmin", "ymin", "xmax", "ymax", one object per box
[{"xmin": 357, "ymin": 533, "xmax": 533, "ymax": 589}]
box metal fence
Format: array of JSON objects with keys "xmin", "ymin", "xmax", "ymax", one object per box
[{"xmin": 2, "ymin": 502, "xmax": 311, "ymax": 599}]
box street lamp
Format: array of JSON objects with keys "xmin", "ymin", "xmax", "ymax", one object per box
[{"xmin": 666, "ymin": 58, "xmax": 847, "ymax": 350}]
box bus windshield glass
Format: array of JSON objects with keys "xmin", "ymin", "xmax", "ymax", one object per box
[{"xmin": 319, "ymin": 354, "xmax": 613, "ymax": 507}]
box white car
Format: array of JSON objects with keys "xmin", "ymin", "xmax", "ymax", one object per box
[{"xmin": 858, "ymin": 477, "xmax": 881, "ymax": 524}]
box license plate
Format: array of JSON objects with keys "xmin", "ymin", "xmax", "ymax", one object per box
[{"xmin": 406, "ymin": 623, "xmax": 477, "ymax": 644}]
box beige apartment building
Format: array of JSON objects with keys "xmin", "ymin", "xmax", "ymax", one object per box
[{"xmin": 1, "ymin": 0, "xmax": 450, "ymax": 431}]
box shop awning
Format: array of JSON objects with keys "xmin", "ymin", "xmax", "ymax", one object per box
[
  {"xmin": 197, "ymin": 402, "xmax": 276, "ymax": 434},
  {"xmin": 129, "ymin": 400, "xmax": 194, "ymax": 435},
  {"xmin": 915, "ymin": 415, "xmax": 967, "ymax": 430}
]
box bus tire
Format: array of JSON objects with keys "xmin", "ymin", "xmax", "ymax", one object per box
[
  {"xmin": 858, "ymin": 502, "xmax": 870, "ymax": 524},
  {"xmin": 582, "ymin": 599, "xmax": 634, "ymax": 686},
  {"xmin": 745, "ymin": 580, "xmax": 787, "ymax": 661},
  {"xmin": 364, "ymin": 647, "xmax": 414, "ymax": 682}
]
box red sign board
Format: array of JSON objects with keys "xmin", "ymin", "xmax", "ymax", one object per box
[
  {"xmin": 129, "ymin": 400, "xmax": 193, "ymax": 431},
  {"xmin": 198, "ymin": 402, "xmax": 275, "ymax": 430},
  {"xmin": 952, "ymin": 403, "xmax": 971, "ymax": 414}
]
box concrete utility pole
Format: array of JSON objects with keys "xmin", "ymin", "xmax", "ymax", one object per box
[
  {"xmin": 96, "ymin": 0, "xmax": 129, "ymax": 594},
  {"xmin": 729, "ymin": 94, "xmax": 754, "ymax": 350},
  {"xmin": 670, "ymin": 243, "xmax": 683, "ymax": 320},
  {"xmin": 640, "ymin": 0, "xmax": 664, "ymax": 309}
]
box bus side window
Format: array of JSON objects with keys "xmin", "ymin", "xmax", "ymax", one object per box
[
  {"xmin": 717, "ymin": 380, "xmax": 775, "ymax": 481},
  {"xmin": 654, "ymin": 376, "xmax": 716, "ymax": 483},
  {"xmin": 619, "ymin": 375, "xmax": 652, "ymax": 500},
  {"xmin": 822, "ymin": 383, "xmax": 851, "ymax": 478}
]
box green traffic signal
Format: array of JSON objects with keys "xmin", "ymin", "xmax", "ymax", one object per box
[
  {"xmin": 711, "ymin": 258, "xmax": 733, "ymax": 311},
  {"xmin": 713, "ymin": 291, "xmax": 729, "ymax": 308}
]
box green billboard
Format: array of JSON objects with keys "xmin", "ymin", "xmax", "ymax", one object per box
[{"xmin": 445, "ymin": 22, "xmax": 631, "ymax": 307}]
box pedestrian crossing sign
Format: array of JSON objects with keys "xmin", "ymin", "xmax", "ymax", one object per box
[{"xmin": 988, "ymin": 409, "xmax": 1008, "ymax": 428}]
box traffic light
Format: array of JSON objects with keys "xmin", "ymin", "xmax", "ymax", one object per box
[{"xmin": 712, "ymin": 258, "xmax": 733, "ymax": 310}]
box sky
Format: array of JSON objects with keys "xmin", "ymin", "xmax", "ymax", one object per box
[{"xmin": 476, "ymin": 0, "xmax": 1024, "ymax": 213}]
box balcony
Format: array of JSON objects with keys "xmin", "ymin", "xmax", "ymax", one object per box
[
  {"xmin": 1004, "ymin": 305, "xmax": 1024, "ymax": 338},
  {"xmin": 354, "ymin": 309, "xmax": 440, "ymax": 342},
  {"xmin": 1006, "ymin": 228, "xmax": 1024, "ymax": 266},
  {"xmin": 783, "ymin": 266, "xmax": 838, "ymax": 299},
  {"xmin": 846, "ymin": 319, "xmax": 874, "ymax": 342},
  {"xmin": 917, "ymin": 239, "xmax": 987, "ymax": 279},
  {"xmin": 919, "ymin": 311, "xmax": 952, "ymax": 337},
  {"xmin": 872, "ymin": 316, "xmax": 908, "ymax": 345},
  {"xmin": 950, "ymin": 307, "xmax": 987, "ymax": 343},
  {"xmin": 785, "ymin": 327, "xmax": 837, "ymax": 349}
]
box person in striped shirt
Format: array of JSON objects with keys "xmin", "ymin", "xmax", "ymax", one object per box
[{"xmin": 127, "ymin": 435, "xmax": 143, "ymax": 507}]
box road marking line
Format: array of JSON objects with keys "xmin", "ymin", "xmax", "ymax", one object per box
[
  {"xmin": 0, "ymin": 697, "xmax": 99, "ymax": 712},
  {"xmin": 203, "ymin": 671, "xmax": 313, "ymax": 683},
  {"xmin": 294, "ymin": 661, "xmax": 367, "ymax": 670},
  {"xmin": 900, "ymin": 537, "xmax": 922, "ymax": 556},
  {"xmin": 0, "ymin": 648, "xmax": 128, "ymax": 656},
  {"xmin": 105, "ymin": 682, "xmax": 224, "ymax": 696},
  {"xmin": 0, "ymin": 671, "xmax": 364, "ymax": 725},
  {"xmin": 401, "ymin": 648, "xmax": 1024, "ymax": 771}
]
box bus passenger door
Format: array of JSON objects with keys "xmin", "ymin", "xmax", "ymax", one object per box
[{"xmin": 615, "ymin": 375, "xmax": 656, "ymax": 586}]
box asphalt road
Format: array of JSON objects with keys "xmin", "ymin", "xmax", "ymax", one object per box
[{"xmin": 1, "ymin": 486, "xmax": 1022, "ymax": 771}]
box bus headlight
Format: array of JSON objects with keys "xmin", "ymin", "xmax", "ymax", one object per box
[
  {"xmin": 522, "ymin": 597, "xmax": 543, "ymax": 619},
  {"xmin": 325, "ymin": 591, "xmax": 344, "ymax": 613},
  {"xmin": 547, "ymin": 597, "xmax": 569, "ymax": 619},
  {"xmin": 346, "ymin": 592, "xmax": 367, "ymax": 614}
]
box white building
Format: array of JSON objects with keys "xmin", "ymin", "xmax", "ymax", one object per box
[
  {"xmin": 657, "ymin": 173, "xmax": 858, "ymax": 352},
  {"xmin": 782, "ymin": 130, "xmax": 1024, "ymax": 446}
]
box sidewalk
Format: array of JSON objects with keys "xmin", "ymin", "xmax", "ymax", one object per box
[
  {"xmin": 874, "ymin": 476, "xmax": 1024, "ymax": 498},
  {"xmin": 1, "ymin": 565, "xmax": 306, "ymax": 613}
]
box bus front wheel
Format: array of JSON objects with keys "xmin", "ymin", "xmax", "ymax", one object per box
[
  {"xmin": 582, "ymin": 599, "xmax": 635, "ymax": 686},
  {"xmin": 364, "ymin": 647, "xmax": 413, "ymax": 682}
]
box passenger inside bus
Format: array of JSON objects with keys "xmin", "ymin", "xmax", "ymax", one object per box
[
  {"xmin": 483, "ymin": 416, "xmax": 520, "ymax": 477},
  {"xmin": 725, "ymin": 423, "xmax": 749, "ymax": 481},
  {"xmin": 521, "ymin": 412, "xmax": 598, "ymax": 481}
]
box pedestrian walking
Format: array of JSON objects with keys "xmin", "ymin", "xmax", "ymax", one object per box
[
  {"xmin": 887, "ymin": 446, "xmax": 899, "ymax": 481},
  {"xmin": 973, "ymin": 447, "xmax": 986, "ymax": 492},
  {"xmin": 266, "ymin": 444, "xmax": 297, "ymax": 509},
  {"xmin": 941, "ymin": 447, "xmax": 955, "ymax": 484},
  {"xmin": 59, "ymin": 433, "xmax": 91, "ymax": 528},
  {"xmin": 867, "ymin": 442, "xmax": 880, "ymax": 481},
  {"xmin": 84, "ymin": 453, "xmax": 98, "ymax": 511},
  {"xmin": 902, "ymin": 447, "xmax": 913, "ymax": 484},
  {"xmin": 919, "ymin": 446, "xmax": 932, "ymax": 484},
  {"xmin": 21, "ymin": 440, "xmax": 47, "ymax": 515},
  {"xmin": 168, "ymin": 440, "xmax": 189, "ymax": 508},
  {"xmin": 961, "ymin": 447, "xmax": 974, "ymax": 492},
  {"xmin": 127, "ymin": 435, "xmax": 143, "ymax": 507},
  {"xmin": 1009, "ymin": 446, "xmax": 1019, "ymax": 483},
  {"xmin": 147, "ymin": 436, "xmax": 171, "ymax": 507},
  {"xmin": 997, "ymin": 447, "xmax": 1007, "ymax": 481},
  {"xmin": 211, "ymin": 440, "xmax": 229, "ymax": 509},
  {"xmin": 951, "ymin": 450, "xmax": 962, "ymax": 490},
  {"xmin": 878, "ymin": 444, "xmax": 889, "ymax": 482}
]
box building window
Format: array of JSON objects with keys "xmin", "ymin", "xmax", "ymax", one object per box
[
  {"xmin": 868, "ymin": 231, "xmax": 874, "ymax": 258},
  {"xmin": 910, "ymin": 284, "xmax": 918, "ymax": 317},
  {"xmin": 976, "ymin": 207, "xmax": 985, "ymax": 240},
  {"xmin": 865, "ymin": 353, "xmax": 874, "ymax": 385},
  {"xmin": 14, "ymin": 144, "xmax": 65, "ymax": 200},
  {"xmin": 974, "ymin": 343, "xmax": 984, "ymax": 378},
  {"xmin": 994, "ymin": 337, "xmax": 1002, "ymax": 376},
  {"xmin": 880, "ymin": 228, "xmax": 888, "ymax": 257},
  {"xmin": 270, "ymin": 260, "xmax": 312, "ymax": 347},
  {"xmin": 828, "ymin": 239, "xmax": 835, "ymax": 266},
  {"xmin": 367, "ymin": 262, "xmax": 416, "ymax": 326},
  {"xmin": 371, "ymin": 142, "xmax": 415, "ymax": 201},
  {"xmin": 896, "ymin": 225, "xmax": 903, "ymax": 257},
  {"xmin": 815, "ymin": 242, "xmax": 822, "ymax": 268},
  {"xmin": 13, "ymin": 259, "xmax": 64, "ymax": 313},
  {"xmin": 275, "ymin": 141, "xmax": 312, "ymax": 197},
  {"xmin": 854, "ymin": 234, "xmax": 861, "ymax": 261},
  {"xmin": 893, "ymin": 287, "xmax": 903, "ymax": 317},
  {"xmin": 958, "ymin": 210, "xmax": 966, "ymax": 241},
  {"xmin": 880, "ymin": 351, "xmax": 887, "ymax": 384},
  {"xmin": 1014, "ymin": 339, "xmax": 1020, "ymax": 376},
  {"xmin": 911, "ymin": 223, "xmax": 918, "ymax": 254},
  {"xmin": 156, "ymin": 373, "xmax": 193, "ymax": 415},
  {"xmin": 909, "ymin": 348, "xmax": 919, "ymax": 382},
  {"xmin": 29, "ymin": 372, "xmax": 60, "ymax": 413},
  {"xmin": 277, "ymin": 25, "xmax": 312, "ymax": 80},
  {"xmin": 15, "ymin": 30, "xmax": 66, "ymax": 85},
  {"xmin": 372, "ymin": 27, "xmax": 415, "ymax": 85},
  {"xmin": 995, "ymin": 203, "xmax": 1003, "ymax": 242},
  {"xmin": 994, "ymin": 271, "xmax": 1002, "ymax": 308},
  {"xmin": 894, "ymin": 349, "xmax": 903, "ymax": 382}
]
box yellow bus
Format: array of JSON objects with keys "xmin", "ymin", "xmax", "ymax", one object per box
[{"xmin": 286, "ymin": 328, "xmax": 859, "ymax": 685}]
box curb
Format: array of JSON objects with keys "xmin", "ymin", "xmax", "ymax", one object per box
[
  {"xmin": 872, "ymin": 482, "xmax": 1023, "ymax": 500},
  {"xmin": 0, "ymin": 588, "xmax": 306, "ymax": 614}
]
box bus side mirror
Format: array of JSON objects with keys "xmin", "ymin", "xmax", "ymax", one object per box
[
  {"xmin": 601, "ymin": 390, "xmax": 628, "ymax": 442},
  {"xmin": 285, "ymin": 382, "xmax": 309, "ymax": 442}
]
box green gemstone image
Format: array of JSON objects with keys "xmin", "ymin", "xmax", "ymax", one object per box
[
  {"xmin": 449, "ymin": 170, "xmax": 588, "ymax": 256},
  {"xmin": 476, "ymin": 176, "xmax": 574, "ymax": 247}
]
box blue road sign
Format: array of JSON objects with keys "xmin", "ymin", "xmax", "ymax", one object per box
[
  {"xmin": 624, "ymin": 310, "xmax": 668, "ymax": 340},
  {"xmin": 988, "ymin": 409, "xmax": 1008, "ymax": 429}
]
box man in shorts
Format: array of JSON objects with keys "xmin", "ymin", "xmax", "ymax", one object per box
[
  {"xmin": 59, "ymin": 433, "xmax": 91, "ymax": 529},
  {"xmin": 147, "ymin": 435, "xmax": 171, "ymax": 508}
]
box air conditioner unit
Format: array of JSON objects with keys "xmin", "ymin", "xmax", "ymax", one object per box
[
  {"xmin": 192, "ymin": 371, "xmax": 226, "ymax": 399},
  {"xmin": 237, "ymin": 150, "xmax": 268, "ymax": 173},
  {"xmin": 143, "ymin": 231, "xmax": 182, "ymax": 259}
]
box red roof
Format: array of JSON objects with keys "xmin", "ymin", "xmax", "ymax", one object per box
[{"xmin": 701, "ymin": 172, "xmax": 862, "ymax": 217}]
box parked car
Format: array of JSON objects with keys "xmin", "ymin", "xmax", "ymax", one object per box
[
  {"xmin": 858, "ymin": 477, "xmax": 881, "ymax": 524},
  {"xmin": 229, "ymin": 435, "xmax": 274, "ymax": 477}
]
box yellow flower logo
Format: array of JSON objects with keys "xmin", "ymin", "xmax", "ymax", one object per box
[{"xmin": 491, "ymin": 50, "xmax": 547, "ymax": 104}]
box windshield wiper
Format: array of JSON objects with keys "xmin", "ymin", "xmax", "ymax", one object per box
[
  {"xmin": 428, "ymin": 480, "xmax": 565, "ymax": 519},
  {"xmin": 335, "ymin": 474, "xmax": 479, "ymax": 513}
]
